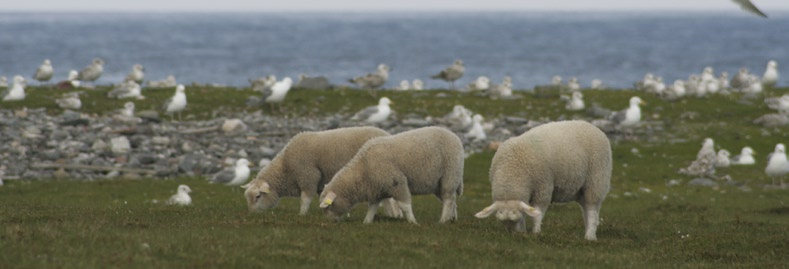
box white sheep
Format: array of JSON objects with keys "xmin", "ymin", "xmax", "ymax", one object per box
[
  {"xmin": 319, "ymin": 126, "xmax": 464, "ymax": 224},
  {"xmin": 474, "ymin": 120, "xmax": 612, "ymax": 240},
  {"xmin": 243, "ymin": 127, "xmax": 392, "ymax": 215}
]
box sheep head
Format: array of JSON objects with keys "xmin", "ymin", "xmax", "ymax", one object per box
[
  {"xmin": 474, "ymin": 200, "xmax": 541, "ymax": 221},
  {"xmin": 244, "ymin": 181, "xmax": 279, "ymax": 212},
  {"xmin": 319, "ymin": 191, "xmax": 351, "ymax": 221}
]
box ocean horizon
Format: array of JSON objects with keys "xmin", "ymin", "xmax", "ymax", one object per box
[{"xmin": 1, "ymin": 11, "xmax": 786, "ymax": 89}]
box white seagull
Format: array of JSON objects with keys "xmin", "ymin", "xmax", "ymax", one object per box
[
  {"xmin": 2, "ymin": 75, "xmax": 26, "ymax": 101},
  {"xmin": 162, "ymin": 84, "xmax": 187, "ymax": 120},
  {"xmin": 77, "ymin": 58, "xmax": 104, "ymax": 84},
  {"xmin": 56, "ymin": 92, "xmax": 82, "ymax": 110},
  {"xmin": 411, "ymin": 79, "xmax": 424, "ymax": 90},
  {"xmin": 762, "ymin": 60, "xmax": 779, "ymax": 88},
  {"xmin": 33, "ymin": 59, "xmax": 54, "ymax": 83},
  {"xmin": 608, "ymin": 96, "xmax": 646, "ymax": 127},
  {"xmin": 764, "ymin": 143, "xmax": 789, "ymax": 187},
  {"xmin": 125, "ymin": 64, "xmax": 145, "ymax": 84},
  {"xmin": 209, "ymin": 158, "xmax": 252, "ymax": 186},
  {"xmin": 764, "ymin": 94, "xmax": 789, "ymax": 113},
  {"xmin": 352, "ymin": 97, "xmax": 393, "ymax": 124},
  {"xmin": 563, "ymin": 91, "xmax": 585, "ymax": 111},
  {"xmin": 264, "ymin": 76, "xmax": 293, "ymax": 113},
  {"xmin": 445, "ymin": 104, "xmax": 473, "ymax": 130},
  {"xmin": 56, "ymin": 70, "xmax": 81, "ymax": 89},
  {"xmin": 465, "ymin": 114, "xmax": 487, "ymax": 141},
  {"xmin": 107, "ymin": 80, "xmax": 143, "ymax": 99},
  {"xmin": 731, "ymin": 146, "xmax": 756, "ymax": 165},
  {"xmin": 166, "ymin": 184, "xmax": 193, "ymax": 206},
  {"xmin": 715, "ymin": 149, "xmax": 731, "ymax": 168},
  {"xmin": 148, "ymin": 75, "xmax": 177, "ymax": 88}
]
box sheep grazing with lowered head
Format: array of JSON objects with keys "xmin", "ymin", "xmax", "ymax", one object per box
[
  {"xmin": 243, "ymin": 127, "xmax": 396, "ymax": 216},
  {"xmin": 319, "ymin": 126, "xmax": 464, "ymax": 224},
  {"xmin": 474, "ymin": 120, "xmax": 612, "ymax": 240}
]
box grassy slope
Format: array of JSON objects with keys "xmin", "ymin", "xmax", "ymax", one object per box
[{"xmin": 1, "ymin": 86, "xmax": 789, "ymax": 268}]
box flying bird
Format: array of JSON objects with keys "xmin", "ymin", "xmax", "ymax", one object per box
[{"xmin": 732, "ymin": 0, "xmax": 768, "ymax": 18}]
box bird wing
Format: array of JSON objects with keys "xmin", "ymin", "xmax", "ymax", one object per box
[
  {"xmin": 352, "ymin": 105, "xmax": 379, "ymax": 120},
  {"xmin": 107, "ymin": 84, "xmax": 130, "ymax": 98},
  {"xmin": 608, "ymin": 109, "xmax": 627, "ymax": 124},
  {"xmin": 209, "ymin": 169, "xmax": 235, "ymax": 184},
  {"xmin": 161, "ymin": 96, "xmax": 174, "ymax": 111},
  {"xmin": 732, "ymin": 0, "xmax": 768, "ymax": 18},
  {"xmin": 431, "ymin": 70, "xmax": 448, "ymax": 80}
]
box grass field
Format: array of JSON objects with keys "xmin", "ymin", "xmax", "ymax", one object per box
[{"xmin": 1, "ymin": 85, "xmax": 789, "ymax": 268}]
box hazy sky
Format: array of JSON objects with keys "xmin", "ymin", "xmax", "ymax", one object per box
[{"xmin": 3, "ymin": 0, "xmax": 789, "ymax": 12}]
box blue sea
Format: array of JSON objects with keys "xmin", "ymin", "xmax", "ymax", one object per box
[{"xmin": 0, "ymin": 12, "xmax": 787, "ymax": 89}]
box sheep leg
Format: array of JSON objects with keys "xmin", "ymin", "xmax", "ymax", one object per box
[
  {"xmin": 398, "ymin": 201, "xmax": 417, "ymax": 224},
  {"xmin": 438, "ymin": 194, "xmax": 458, "ymax": 223},
  {"xmin": 582, "ymin": 204, "xmax": 601, "ymax": 241},
  {"xmin": 364, "ymin": 201, "xmax": 380, "ymax": 224},
  {"xmin": 532, "ymin": 205, "xmax": 548, "ymax": 234},
  {"xmin": 299, "ymin": 191, "xmax": 313, "ymax": 215},
  {"xmin": 381, "ymin": 198, "xmax": 403, "ymax": 218}
]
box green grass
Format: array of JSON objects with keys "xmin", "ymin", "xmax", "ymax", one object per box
[{"xmin": 1, "ymin": 86, "xmax": 789, "ymax": 268}]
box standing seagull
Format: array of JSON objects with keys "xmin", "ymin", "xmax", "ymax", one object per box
[
  {"xmin": 125, "ymin": 64, "xmax": 145, "ymax": 84},
  {"xmin": 352, "ymin": 97, "xmax": 393, "ymax": 124},
  {"xmin": 56, "ymin": 92, "xmax": 82, "ymax": 110},
  {"xmin": 264, "ymin": 77, "xmax": 293, "ymax": 113},
  {"xmin": 32, "ymin": 59, "xmax": 54, "ymax": 83},
  {"xmin": 732, "ymin": 0, "xmax": 768, "ymax": 18},
  {"xmin": 349, "ymin": 64, "xmax": 390, "ymax": 97},
  {"xmin": 209, "ymin": 158, "xmax": 252, "ymax": 187},
  {"xmin": 2, "ymin": 75, "xmax": 26, "ymax": 101},
  {"xmin": 431, "ymin": 59, "xmax": 465, "ymax": 89},
  {"xmin": 77, "ymin": 58, "xmax": 104, "ymax": 86},
  {"xmin": 764, "ymin": 143, "xmax": 789, "ymax": 187},
  {"xmin": 762, "ymin": 60, "xmax": 779, "ymax": 88},
  {"xmin": 465, "ymin": 114, "xmax": 487, "ymax": 141},
  {"xmin": 162, "ymin": 84, "xmax": 187, "ymax": 120},
  {"xmin": 166, "ymin": 184, "xmax": 193, "ymax": 206},
  {"xmin": 609, "ymin": 96, "xmax": 646, "ymax": 128}
]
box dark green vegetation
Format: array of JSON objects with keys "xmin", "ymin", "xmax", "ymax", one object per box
[{"xmin": 1, "ymin": 85, "xmax": 789, "ymax": 268}]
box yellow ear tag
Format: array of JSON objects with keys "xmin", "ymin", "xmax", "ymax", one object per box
[{"xmin": 324, "ymin": 198, "xmax": 333, "ymax": 205}]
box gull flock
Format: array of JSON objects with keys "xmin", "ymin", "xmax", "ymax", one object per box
[{"xmin": 0, "ymin": 1, "xmax": 783, "ymax": 198}]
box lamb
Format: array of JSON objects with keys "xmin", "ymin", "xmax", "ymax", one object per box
[
  {"xmin": 319, "ymin": 126, "xmax": 464, "ymax": 224},
  {"xmin": 243, "ymin": 127, "xmax": 392, "ymax": 215},
  {"xmin": 474, "ymin": 120, "xmax": 612, "ymax": 240}
]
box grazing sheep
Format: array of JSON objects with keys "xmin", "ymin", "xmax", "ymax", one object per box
[
  {"xmin": 243, "ymin": 127, "xmax": 391, "ymax": 215},
  {"xmin": 474, "ymin": 120, "xmax": 612, "ymax": 240},
  {"xmin": 319, "ymin": 126, "xmax": 464, "ymax": 224}
]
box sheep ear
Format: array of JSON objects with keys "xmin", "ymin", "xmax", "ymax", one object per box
[
  {"xmin": 261, "ymin": 182, "xmax": 271, "ymax": 194},
  {"xmin": 474, "ymin": 203, "xmax": 498, "ymax": 219},
  {"xmin": 240, "ymin": 183, "xmax": 251, "ymax": 189},
  {"xmin": 518, "ymin": 201, "xmax": 541, "ymax": 217},
  {"xmin": 319, "ymin": 191, "xmax": 336, "ymax": 209}
]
